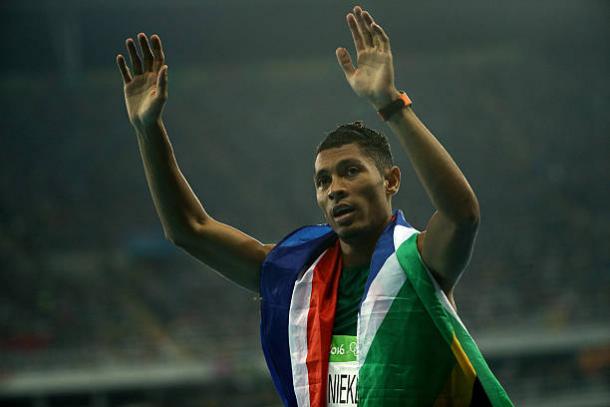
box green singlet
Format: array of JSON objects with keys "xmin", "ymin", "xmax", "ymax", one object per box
[{"xmin": 332, "ymin": 264, "xmax": 370, "ymax": 336}]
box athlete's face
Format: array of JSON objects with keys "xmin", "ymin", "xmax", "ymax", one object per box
[{"xmin": 314, "ymin": 143, "xmax": 400, "ymax": 243}]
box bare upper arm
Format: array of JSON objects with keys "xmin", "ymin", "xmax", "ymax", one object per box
[
  {"xmin": 416, "ymin": 210, "xmax": 480, "ymax": 308},
  {"xmin": 170, "ymin": 217, "xmax": 275, "ymax": 293}
]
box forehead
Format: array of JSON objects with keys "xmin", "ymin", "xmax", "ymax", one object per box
[{"xmin": 314, "ymin": 143, "xmax": 373, "ymax": 172}]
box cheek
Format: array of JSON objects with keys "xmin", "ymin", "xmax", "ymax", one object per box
[
  {"xmin": 315, "ymin": 191, "xmax": 324, "ymax": 208},
  {"xmin": 358, "ymin": 184, "xmax": 388, "ymax": 211},
  {"xmin": 316, "ymin": 193, "xmax": 329, "ymax": 217}
]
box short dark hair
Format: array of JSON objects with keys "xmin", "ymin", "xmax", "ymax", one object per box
[{"xmin": 316, "ymin": 120, "xmax": 394, "ymax": 173}]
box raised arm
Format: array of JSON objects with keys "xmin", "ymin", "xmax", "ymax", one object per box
[
  {"xmin": 336, "ymin": 6, "xmax": 480, "ymax": 297},
  {"xmin": 116, "ymin": 33, "xmax": 273, "ymax": 293}
]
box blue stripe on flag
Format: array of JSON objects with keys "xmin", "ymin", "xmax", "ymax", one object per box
[{"xmin": 260, "ymin": 224, "xmax": 335, "ymax": 407}]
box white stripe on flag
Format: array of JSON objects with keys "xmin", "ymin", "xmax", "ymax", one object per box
[
  {"xmin": 288, "ymin": 250, "xmax": 327, "ymax": 407},
  {"xmin": 357, "ymin": 225, "xmax": 417, "ymax": 368}
]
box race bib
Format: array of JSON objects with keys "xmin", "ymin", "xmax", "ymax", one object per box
[{"xmin": 327, "ymin": 335, "xmax": 358, "ymax": 406}]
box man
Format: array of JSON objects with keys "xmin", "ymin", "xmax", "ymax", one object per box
[{"xmin": 116, "ymin": 5, "xmax": 512, "ymax": 406}]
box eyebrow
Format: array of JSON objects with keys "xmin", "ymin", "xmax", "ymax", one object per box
[{"xmin": 314, "ymin": 157, "xmax": 364, "ymax": 180}]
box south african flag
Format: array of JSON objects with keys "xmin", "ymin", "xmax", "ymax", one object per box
[{"xmin": 260, "ymin": 210, "xmax": 513, "ymax": 406}]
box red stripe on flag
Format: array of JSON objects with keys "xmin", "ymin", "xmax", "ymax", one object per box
[{"xmin": 305, "ymin": 240, "xmax": 342, "ymax": 407}]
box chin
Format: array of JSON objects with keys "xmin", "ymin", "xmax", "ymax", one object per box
[
  {"xmin": 333, "ymin": 216, "xmax": 389, "ymax": 244},
  {"xmin": 334, "ymin": 223, "xmax": 369, "ymax": 243}
]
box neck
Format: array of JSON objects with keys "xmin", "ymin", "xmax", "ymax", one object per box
[
  {"xmin": 338, "ymin": 213, "xmax": 393, "ymax": 268},
  {"xmin": 339, "ymin": 238, "xmax": 377, "ymax": 268}
]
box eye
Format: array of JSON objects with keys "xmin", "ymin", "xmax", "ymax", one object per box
[
  {"xmin": 346, "ymin": 166, "xmax": 360, "ymax": 177},
  {"xmin": 316, "ymin": 175, "xmax": 331, "ymax": 188}
]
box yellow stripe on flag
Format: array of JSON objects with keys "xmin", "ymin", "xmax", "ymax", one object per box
[
  {"xmin": 433, "ymin": 333, "xmax": 477, "ymax": 406},
  {"xmin": 451, "ymin": 332, "xmax": 476, "ymax": 379}
]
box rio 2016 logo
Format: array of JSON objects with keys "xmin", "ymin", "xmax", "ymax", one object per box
[{"xmin": 330, "ymin": 340, "xmax": 358, "ymax": 357}]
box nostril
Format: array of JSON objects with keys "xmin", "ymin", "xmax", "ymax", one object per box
[{"xmin": 329, "ymin": 190, "xmax": 346, "ymax": 201}]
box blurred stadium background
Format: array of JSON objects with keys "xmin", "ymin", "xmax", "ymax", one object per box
[{"xmin": 1, "ymin": 0, "xmax": 609, "ymax": 406}]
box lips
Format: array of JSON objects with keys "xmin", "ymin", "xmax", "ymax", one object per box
[{"xmin": 332, "ymin": 204, "xmax": 355, "ymax": 219}]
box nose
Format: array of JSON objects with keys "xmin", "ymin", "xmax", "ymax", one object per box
[{"xmin": 328, "ymin": 177, "xmax": 347, "ymax": 201}]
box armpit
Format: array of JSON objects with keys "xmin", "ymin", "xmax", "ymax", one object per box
[{"xmin": 416, "ymin": 230, "xmax": 457, "ymax": 311}]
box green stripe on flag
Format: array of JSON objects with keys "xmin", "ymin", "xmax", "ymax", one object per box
[
  {"xmin": 358, "ymin": 250, "xmax": 455, "ymax": 405},
  {"xmin": 396, "ymin": 233, "xmax": 514, "ymax": 406}
]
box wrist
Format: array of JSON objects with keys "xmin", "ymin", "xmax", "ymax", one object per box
[
  {"xmin": 369, "ymin": 87, "xmax": 401, "ymax": 110},
  {"xmin": 133, "ymin": 117, "xmax": 163, "ymax": 135},
  {"xmin": 376, "ymin": 91, "xmax": 413, "ymax": 122}
]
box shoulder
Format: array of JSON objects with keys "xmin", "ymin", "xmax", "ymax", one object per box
[{"xmin": 262, "ymin": 243, "xmax": 276, "ymax": 256}]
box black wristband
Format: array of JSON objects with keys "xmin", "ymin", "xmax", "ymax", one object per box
[{"xmin": 377, "ymin": 92, "xmax": 412, "ymax": 121}]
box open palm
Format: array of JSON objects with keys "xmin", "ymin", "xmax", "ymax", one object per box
[
  {"xmin": 116, "ymin": 33, "xmax": 168, "ymax": 128},
  {"xmin": 336, "ymin": 6, "xmax": 398, "ymax": 107}
]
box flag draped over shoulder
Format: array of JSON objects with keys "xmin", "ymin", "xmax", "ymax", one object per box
[{"xmin": 260, "ymin": 210, "xmax": 513, "ymax": 407}]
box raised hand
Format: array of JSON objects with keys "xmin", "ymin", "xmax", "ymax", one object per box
[
  {"xmin": 336, "ymin": 6, "xmax": 399, "ymax": 108},
  {"xmin": 116, "ymin": 33, "xmax": 168, "ymax": 128}
]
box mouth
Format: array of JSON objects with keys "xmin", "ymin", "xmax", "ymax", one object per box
[{"xmin": 331, "ymin": 204, "xmax": 356, "ymax": 223}]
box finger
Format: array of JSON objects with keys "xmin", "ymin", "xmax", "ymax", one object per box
[
  {"xmin": 126, "ymin": 38, "xmax": 143, "ymax": 75},
  {"xmin": 347, "ymin": 13, "xmax": 365, "ymax": 52},
  {"xmin": 371, "ymin": 30, "xmax": 383, "ymax": 50},
  {"xmin": 336, "ymin": 47, "xmax": 356, "ymax": 78},
  {"xmin": 138, "ymin": 33, "xmax": 155, "ymax": 72},
  {"xmin": 361, "ymin": 11, "xmax": 381, "ymax": 49},
  {"xmin": 156, "ymin": 65, "xmax": 169, "ymax": 100},
  {"xmin": 150, "ymin": 34, "xmax": 165, "ymax": 71},
  {"xmin": 116, "ymin": 54, "xmax": 133, "ymax": 84},
  {"xmin": 362, "ymin": 10, "xmax": 375, "ymax": 27},
  {"xmin": 372, "ymin": 23, "xmax": 391, "ymax": 52},
  {"xmin": 353, "ymin": 6, "xmax": 373, "ymax": 48}
]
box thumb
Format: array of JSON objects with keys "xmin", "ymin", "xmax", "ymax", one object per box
[
  {"xmin": 157, "ymin": 65, "xmax": 169, "ymax": 99},
  {"xmin": 336, "ymin": 48, "xmax": 355, "ymax": 78}
]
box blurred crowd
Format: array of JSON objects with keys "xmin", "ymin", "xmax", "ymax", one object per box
[{"xmin": 1, "ymin": 4, "xmax": 608, "ymax": 401}]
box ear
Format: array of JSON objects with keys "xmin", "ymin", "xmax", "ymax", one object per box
[{"xmin": 384, "ymin": 166, "xmax": 401, "ymax": 196}]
